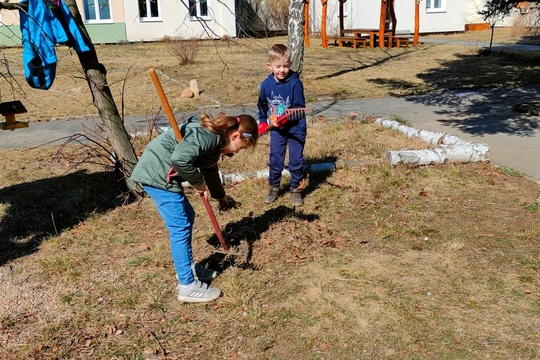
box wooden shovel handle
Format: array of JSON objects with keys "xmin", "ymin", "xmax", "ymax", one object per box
[
  {"xmin": 149, "ymin": 67, "xmax": 228, "ymax": 252},
  {"xmin": 201, "ymin": 194, "xmax": 228, "ymax": 251},
  {"xmin": 148, "ymin": 67, "xmax": 182, "ymax": 142}
]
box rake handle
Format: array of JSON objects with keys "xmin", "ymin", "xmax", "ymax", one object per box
[{"xmin": 148, "ymin": 67, "xmax": 228, "ymax": 251}]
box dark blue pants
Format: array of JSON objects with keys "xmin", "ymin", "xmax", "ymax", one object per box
[{"xmin": 268, "ymin": 124, "xmax": 306, "ymax": 189}]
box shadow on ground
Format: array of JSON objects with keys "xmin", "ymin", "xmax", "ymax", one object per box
[
  {"xmin": 203, "ymin": 156, "xmax": 336, "ymax": 272},
  {"xmin": 0, "ymin": 170, "xmax": 126, "ymax": 265}
]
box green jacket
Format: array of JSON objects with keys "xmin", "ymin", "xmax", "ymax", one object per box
[{"xmin": 131, "ymin": 115, "xmax": 225, "ymax": 199}]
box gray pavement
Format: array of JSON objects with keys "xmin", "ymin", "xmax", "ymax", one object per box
[
  {"xmin": 420, "ymin": 37, "xmax": 540, "ymax": 52},
  {"xmin": 2, "ymin": 84, "xmax": 539, "ymax": 182}
]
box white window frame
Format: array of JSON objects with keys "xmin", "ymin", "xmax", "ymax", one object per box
[
  {"xmin": 83, "ymin": 0, "xmax": 113, "ymax": 24},
  {"xmin": 189, "ymin": 0, "xmax": 211, "ymax": 21},
  {"xmin": 426, "ymin": 0, "xmax": 446, "ymax": 13},
  {"xmin": 139, "ymin": 0, "xmax": 162, "ymax": 22}
]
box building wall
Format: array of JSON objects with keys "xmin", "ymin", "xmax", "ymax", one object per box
[
  {"xmin": 397, "ymin": 0, "xmax": 467, "ymax": 33},
  {"xmin": 310, "ymin": 0, "xmax": 484, "ymax": 34},
  {"xmin": 465, "ymin": 0, "xmax": 516, "ymax": 27},
  {"xmin": 465, "ymin": 0, "xmax": 487, "ymax": 24},
  {"xmin": 0, "ymin": 0, "xmax": 127, "ymax": 46},
  {"xmin": 0, "ymin": 3, "xmax": 25, "ymax": 46},
  {"xmin": 0, "ymin": 0, "xmax": 236, "ymax": 46},
  {"xmin": 122, "ymin": 0, "xmax": 237, "ymax": 42}
]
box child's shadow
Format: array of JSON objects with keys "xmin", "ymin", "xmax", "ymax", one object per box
[
  {"xmin": 204, "ymin": 205, "xmax": 320, "ymax": 271},
  {"xmin": 203, "ymin": 155, "xmax": 337, "ymax": 272}
]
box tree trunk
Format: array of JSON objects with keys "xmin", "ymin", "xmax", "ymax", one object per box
[
  {"xmin": 63, "ymin": 0, "xmax": 142, "ymax": 196},
  {"xmin": 288, "ymin": 0, "xmax": 305, "ymax": 74}
]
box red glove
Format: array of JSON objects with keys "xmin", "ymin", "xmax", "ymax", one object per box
[{"xmin": 258, "ymin": 122, "xmax": 268, "ymax": 134}]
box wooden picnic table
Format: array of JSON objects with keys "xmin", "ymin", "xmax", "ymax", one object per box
[{"xmin": 342, "ymin": 28, "xmax": 393, "ymax": 48}]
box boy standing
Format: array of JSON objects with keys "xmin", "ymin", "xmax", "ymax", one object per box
[{"xmin": 257, "ymin": 44, "xmax": 307, "ymax": 206}]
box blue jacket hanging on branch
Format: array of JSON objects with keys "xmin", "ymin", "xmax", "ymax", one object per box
[{"xmin": 19, "ymin": 0, "xmax": 90, "ymax": 90}]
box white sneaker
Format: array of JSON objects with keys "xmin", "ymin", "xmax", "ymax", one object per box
[{"xmin": 177, "ymin": 280, "xmax": 221, "ymax": 303}]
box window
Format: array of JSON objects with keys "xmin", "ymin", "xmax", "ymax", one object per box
[
  {"xmin": 426, "ymin": 0, "xmax": 446, "ymax": 13},
  {"xmin": 83, "ymin": 0, "xmax": 111, "ymax": 23},
  {"xmin": 189, "ymin": 0, "xmax": 209, "ymax": 20},
  {"xmin": 139, "ymin": 0, "xmax": 160, "ymax": 20}
]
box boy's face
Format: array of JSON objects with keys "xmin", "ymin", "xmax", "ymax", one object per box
[{"xmin": 267, "ymin": 57, "xmax": 291, "ymax": 81}]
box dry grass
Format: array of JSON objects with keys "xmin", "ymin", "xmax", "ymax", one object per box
[
  {"xmin": 0, "ymin": 28, "xmax": 538, "ymax": 123},
  {"xmin": 1, "ymin": 118, "xmax": 540, "ymax": 359},
  {"xmin": 1, "ymin": 28, "xmax": 540, "ymax": 359}
]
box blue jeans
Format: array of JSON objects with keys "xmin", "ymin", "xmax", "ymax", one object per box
[{"xmin": 143, "ymin": 185, "xmax": 195, "ymax": 285}]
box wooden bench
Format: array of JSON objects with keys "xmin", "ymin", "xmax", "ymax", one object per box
[
  {"xmin": 327, "ymin": 36, "xmax": 368, "ymax": 49},
  {"xmin": 392, "ymin": 36, "xmax": 410, "ymax": 48}
]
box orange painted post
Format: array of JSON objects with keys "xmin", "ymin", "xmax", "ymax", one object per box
[
  {"xmin": 304, "ymin": 0, "xmax": 310, "ymax": 47},
  {"xmin": 379, "ymin": 0, "xmax": 387, "ymax": 48},
  {"xmin": 414, "ymin": 0, "xmax": 420, "ymax": 46},
  {"xmin": 321, "ymin": 0, "xmax": 328, "ymax": 48}
]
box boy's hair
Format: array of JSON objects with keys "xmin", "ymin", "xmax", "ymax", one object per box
[{"xmin": 267, "ymin": 44, "xmax": 290, "ymax": 63}]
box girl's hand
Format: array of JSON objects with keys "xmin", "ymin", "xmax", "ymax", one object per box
[
  {"xmin": 194, "ymin": 182, "xmax": 208, "ymax": 200},
  {"xmin": 197, "ymin": 190, "xmax": 209, "ymax": 201},
  {"xmin": 218, "ymin": 195, "xmax": 238, "ymax": 212}
]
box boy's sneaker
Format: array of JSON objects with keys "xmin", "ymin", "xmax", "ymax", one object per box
[
  {"xmin": 192, "ymin": 262, "xmax": 217, "ymax": 281},
  {"xmin": 291, "ymin": 188, "xmax": 304, "ymax": 207},
  {"xmin": 177, "ymin": 280, "xmax": 221, "ymax": 303},
  {"xmin": 263, "ymin": 186, "xmax": 280, "ymax": 204}
]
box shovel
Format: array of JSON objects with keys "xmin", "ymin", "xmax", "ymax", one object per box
[{"xmin": 148, "ymin": 67, "xmax": 230, "ymax": 252}]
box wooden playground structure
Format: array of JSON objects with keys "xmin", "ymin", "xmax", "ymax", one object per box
[{"xmin": 304, "ymin": 0, "xmax": 421, "ymax": 49}]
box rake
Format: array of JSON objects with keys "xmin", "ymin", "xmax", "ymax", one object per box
[{"xmin": 266, "ymin": 107, "xmax": 313, "ymax": 131}]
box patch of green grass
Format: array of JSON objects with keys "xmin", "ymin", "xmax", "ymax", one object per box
[
  {"xmin": 487, "ymin": 276, "xmax": 507, "ymax": 291},
  {"xmin": 517, "ymin": 257, "xmax": 540, "ymax": 270},
  {"xmin": 519, "ymin": 275, "xmax": 534, "ymax": 283},
  {"xmin": 524, "ymin": 202, "xmax": 540, "ymax": 212},
  {"xmin": 332, "ymin": 88, "xmax": 350, "ymax": 99},
  {"xmin": 38, "ymin": 256, "xmax": 82, "ymax": 280},
  {"xmin": 390, "ymin": 114, "xmax": 411, "ymax": 126},
  {"xmin": 59, "ymin": 292, "xmax": 79, "ymax": 305},
  {"xmin": 127, "ymin": 256, "xmax": 153, "ymax": 267},
  {"xmin": 498, "ymin": 166, "xmax": 521, "ymax": 176},
  {"xmin": 115, "ymin": 293, "xmax": 140, "ymax": 308}
]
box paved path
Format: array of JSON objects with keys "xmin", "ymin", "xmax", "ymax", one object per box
[
  {"xmin": 420, "ymin": 37, "xmax": 540, "ymax": 52},
  {"xmin": 1, "ymin": 86, "xmax": 539, "ymax": 182}
]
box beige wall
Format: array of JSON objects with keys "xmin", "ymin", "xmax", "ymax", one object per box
[
  {"xmin": 123, "ymin": 0, "xmax": 237, "ymax": 42},
  {"xmin": 1, "ymin": 1, "xmax": 22, "ymax": 25},
  {"xmin": 0, "ymin": 0, "xmax": 237, "ymax": 44}
]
